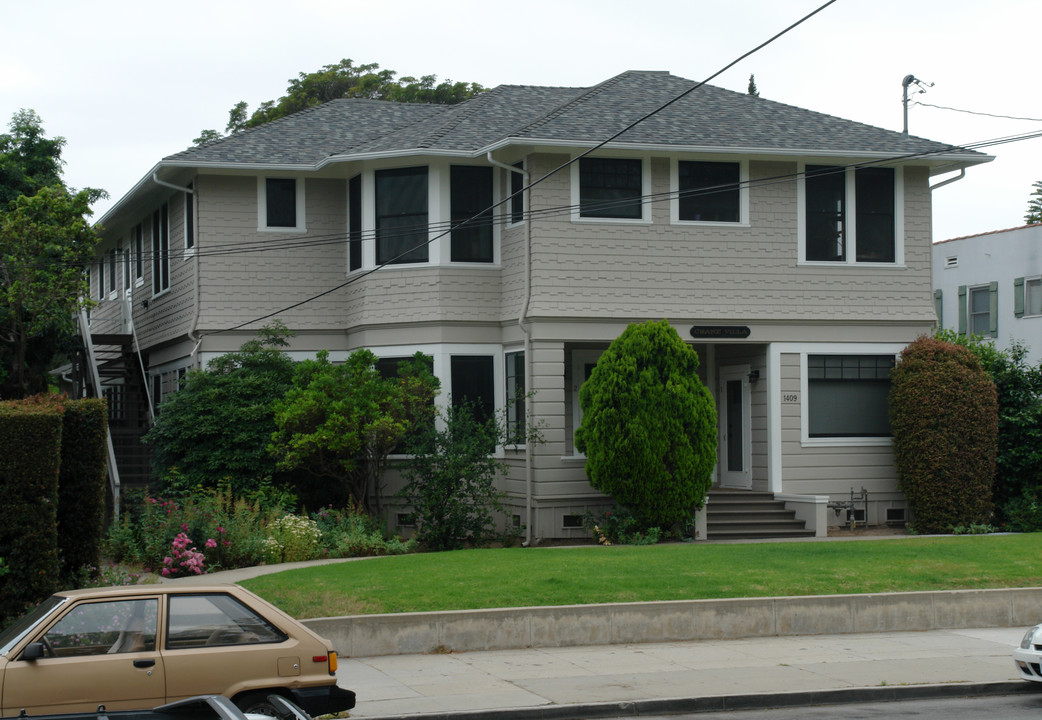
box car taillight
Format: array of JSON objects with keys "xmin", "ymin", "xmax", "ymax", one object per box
[{"xmin": 316, "ymin": 651, "xmax": 337, "ymax": 674}]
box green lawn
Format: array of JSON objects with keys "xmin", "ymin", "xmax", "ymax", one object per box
[{"xmin": 240, "ymin": 533, "xmax": 1042, "ymax": 619}]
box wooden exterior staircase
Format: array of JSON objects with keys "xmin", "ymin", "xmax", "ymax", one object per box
[{"xmin": 707, "ymin": 489, "xmax": 815, "ymax": 539}]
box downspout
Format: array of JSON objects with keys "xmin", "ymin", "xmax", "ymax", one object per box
[
  {"xmin": 487, "ymin": 152, "xmax": 534, "ymax": 546},
  {"xmin": 929, "ymin": 168, "xmax": 965, "ymax": 192}
]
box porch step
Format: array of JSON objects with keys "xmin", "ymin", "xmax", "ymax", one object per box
[{"xmin": 706, "ymin": 490, "xmax": 815, "ymax": 540}]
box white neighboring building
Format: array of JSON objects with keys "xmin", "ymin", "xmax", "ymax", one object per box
[{"xmin": 933, "ymin": 224, "xmax": 1042, "ymax": 364}]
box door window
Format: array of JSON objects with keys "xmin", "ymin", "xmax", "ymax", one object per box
[{"xmin": 42, "ymin": 599, "xmax": 157, "ymax": 657}]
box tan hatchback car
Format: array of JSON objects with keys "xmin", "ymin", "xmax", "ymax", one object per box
[{"xmin": 0, "ymin": 585, "xmax": 355, "ymax": 718}]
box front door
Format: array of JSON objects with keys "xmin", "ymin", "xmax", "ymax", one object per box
[{"xmin": 718, "ymin": 365, "xmax": 752, "ymax": 489}]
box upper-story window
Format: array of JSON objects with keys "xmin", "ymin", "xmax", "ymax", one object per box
[
  {"xmin": 802, "ymin": 165, "xmax": 900, "ymax": 265},
  {"xmin": 108, "ymin": 248, "xmax": 118, "ymax": 298},
  {"xmin": 578, "ymin": 157, "xmax": 644, "ymax": 220},
  {"xmin": 959, "ymin": 283, "xmax": 997, "ymax": 338},
  {"xmin": 509, "ymin": 162, "xmax": 524, "ymax": 225},
  {"xmin": 376, "ymin": 166, "xmax": 428, "ymax": 265},
  {"xmin": 96, "ymin": 258, "xmax": 105, "ymax": 301},
  {"xmin": 152, "ymin": 203, "xmax": 170, "ymax": 295},
  {"xmin": 184, "ymin": 183, "xmax": 195, "ymax": 254},
  {"xmin": 677, "ymin": 160, "xmax": 741, "ymax": 223},
  {"xmin": 258, "ymin": 177, "xmax": 305, "ymax": 232},
  {"xmin": 134, "ymin": 223, "xmax": 144, "ymax": 284},
  {"xmin": 450, "ymin": 165, "xmax": 493, "ymax": 263},
  {"xmin": 348, "ymin": 174, "xmax": 362, "ymax": 272},
  {"xmin": 1015, "ymin": 276, "xmax": 1042, "ymax": 318}
]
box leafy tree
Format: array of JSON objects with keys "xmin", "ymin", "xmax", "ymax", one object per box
[
  {"xmin": 1025, "ymin": 180, "xmax": 1042, "ymax": 225},
  {"xmin": 747, "ymin": 74, "xmax": 760, "ymax": 97},
  {"xmin": 195, "ymin": 59, "xmax": 486, "ymax": 144},
  {"xmin": 269, "ymin": 349, "xmax": 438, "ymax": 519},
  {"xmin": 889, "ymin": 336, "xmax": 998, "ymax": 533},
  {"xmin": 142, "ymin": 324, "xmax": 297, "ymax": 497},
  {"xmin": 0, "ymin": 111, "xmax": 104, "ymax": 398},
  {"xmin": 575, "ymin": 320, "xmax": 717, "ymax": 530},
  {"xmin": 0, "ymin": 109, "xmax": 65, "ymax": 207}
]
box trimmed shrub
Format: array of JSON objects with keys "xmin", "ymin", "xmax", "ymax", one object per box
[
  {"xmin": 575, "ymin": 320, "xmax": 717, "ymax": 530},
  {"xmin": 889, "ymin": 337, "xmax": 998, "ymax": 533},
  {"xmin": 57, "ymin": 398, "xmax": 108, "ymax": 584},
  {"xmin": 0, "ymin": 395, "xmax": 65, "ymax": 622}
]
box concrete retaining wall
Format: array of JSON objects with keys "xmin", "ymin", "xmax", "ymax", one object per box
[{"xmin": 303, "ymin": 587, "xmax": 1042, "ymax": 658}]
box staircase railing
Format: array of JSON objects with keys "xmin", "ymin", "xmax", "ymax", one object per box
[{"xmin": 77, "ymin": 309, "xmax": 121, "ymax": 519}]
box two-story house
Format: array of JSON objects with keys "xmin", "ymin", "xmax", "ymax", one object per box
[
  {"xmin": 87, "ymin": 70, "xmax": 989, "ymax": 540},
  {"xmin": 933, "ymin": 224, "xmax": 1042, "ymax": 364}
]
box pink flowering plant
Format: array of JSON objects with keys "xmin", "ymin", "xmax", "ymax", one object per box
[{"xmin": 160, "ymin": 532, "xmax": 208, "ymax": 577}]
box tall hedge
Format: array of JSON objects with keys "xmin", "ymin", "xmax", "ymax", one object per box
[
  {"xmin": 889, "ymin": 337, "xmax": 998, "ymax": 533},
  {"xmin": 57, "ymin": 398, "xmax": 108, "ymax": 582},
  {"xmin": 0, "ymin": 396, "xmax": 64, "ymax": 623},
  {"xmin": 575, "ymin": 320, "xmax": 717, "ymax": 529}
]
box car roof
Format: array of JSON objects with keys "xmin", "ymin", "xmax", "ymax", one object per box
[{"xmin": 56, "ymin": 584, "xmax": 244, "ymax": 600}]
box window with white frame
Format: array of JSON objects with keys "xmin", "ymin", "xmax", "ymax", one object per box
[
  {"xmin": 108, "ymin": 248, "xmax": 118, "ymax": 297},
  {"xmin": 96, "ymin": 258, "xmax": 105, "ymax": 301},
  {"xmin": 376, "ymin": 166, "xmax": 428, "ymax": 265},
  {"xmin": 807, "ymin": 354, "xmax": 894, "ymax": 438},
  {"xmin": 802, "ymin": 165, "xmax": 897, "ymax": 264},
  {"xmin": 450, "ymin": 165, "xmax": 493, "ymax": 263},
  {"xmin": 184, "ymin": 183, "xmax": 195, "ymax": 253},
  {"xmin": 348, "ymin": 174, "xmax": 362, "ymax": 272},
  {"xmin": 134, "ymin": 223, "xmax": 144, "ymax": 284},
  {"xmin": 1014, "ymin": 276, "xmax": 1042, "ymax": 319},
  {"xmin": 578, "ymin": 157, "xmax": 643, "ymax": 219},
  {"xmin": 505, "ymin": 351, "xmax": 525, "ymax": 444},
  {"xmin": 152, "ymin": 203, "xmax": 169, "ymax": 295},
  {"xmin": 1026, "ymin": 278, "xmax": 1042, "ymax": 316},
  {"xmin": 677, "ymin": 160, "xmax": 741, "ymax": 223},
  {"xmin": 509, "ymin": 162, "xmax": 524, "ymax": 225},
  {"xmin": 259, "ymin": 177, "xmax": 304, "ymax": 231}
]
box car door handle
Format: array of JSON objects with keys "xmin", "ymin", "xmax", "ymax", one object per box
[{"xmin": 133, "ymin": 659, "xmax": 155, "ymax": 668}]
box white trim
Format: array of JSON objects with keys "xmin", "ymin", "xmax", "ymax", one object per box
[
  {"xmin": 569, "ymin": 349, "xmax": 605, "ymax": 458},
  {"xmin": 570, "ymin": 154, "xmax": 652, "ymax": 225},
  {"xmin": 798, "ymin": 345, "xmax": 902, "ymax": 448},
  {"xmin": 257, "ymin": 176, "xmax": 306, "ymax": 233},
  {"xmin": 718, "ymin": 364, "xmax": 753, "ymax": 489},
  {"xmin": 669, "ymin": 158, "xmax": 750, "ymax": 227}
]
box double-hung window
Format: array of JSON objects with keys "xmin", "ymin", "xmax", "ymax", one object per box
[
  {"xmin": 184, "ymin": 183, "xmax": 195, "ymax": 254},
  {"xmin": 376, "ymin": 166, "xmax": 428, "ymax": 265},
  {"xmin": 958, "ymin": 283, "xmax": 997, "ymax": 338},
  {"xmin": 348, "ymin": 174, "xmax": 362, "ymax": 271},
  {"xmin": 152, "ymin": 203, "xmax": 169, "ymax": 295},
  {"xmin": 578, "ymin": 157, "xmax": 643, "ymax": 219},
  {"xmin": 807, "ymin": 355, "xmax": 894, "ymax": 439},
  {"xmin": 505, "ymin": 351, "xmax": 525, "ymax": 445},
  {"xmin": 803, "ymin": 165, "xmax": 897, "ymax": 264},
  {"xmin": 1014, "ymin": 276, "xmax": 1042, "ymax": 318},
  {"xmin": 509, "ymin": 162, "xmax": 524, "ymax": 225},
  {"xmin": 677, "ymin": 161, "xmax": 741, "ymax": 223},
  {"xmin": 134, "ymin": 223, "xmax": 144, "ymax": 284},
  {"xmin": 450, "ymin": 165, "xmax": 493, "ymax": 263},
  {"xmin": 108, "ymin": 249, "xmax": 118, "ymax": 298}
]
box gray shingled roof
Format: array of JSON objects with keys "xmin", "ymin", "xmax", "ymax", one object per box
[{"xmin": 165, "ymin": 70, "xmax": 970, "ymax": 167}]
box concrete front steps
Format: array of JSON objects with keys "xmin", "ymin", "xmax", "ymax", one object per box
[{"xmin": 707, "ymin": 489, "xmax": 815, "ymax": 540}]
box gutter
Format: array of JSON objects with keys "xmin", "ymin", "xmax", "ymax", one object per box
[
  {"xmin": 929, "ymin": 168, "xmax": 966, "ymax": 191},
  {"xmin": 487, "ymin": 152, "xmax": 534, "ymax": 547}
]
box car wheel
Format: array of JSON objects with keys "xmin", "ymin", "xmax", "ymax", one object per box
[{"xmin": 235, "ymin": 692, "xmax": 284, "ymax": 718}]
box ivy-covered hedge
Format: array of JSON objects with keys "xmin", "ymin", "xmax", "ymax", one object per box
[
  {"xmin": 0, "ymin": 395, "xmax": 65, "ymax": 623},
  {"xmin": 889, "ymin": 337, "xmax": 998, "ymax": 533},
  {"xmin": 57, "ymin": 399, "xmax": 108, "ymax": 583}
]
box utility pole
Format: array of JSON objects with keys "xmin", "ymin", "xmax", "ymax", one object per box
[{"xmin": 902, "ymin": 74, "xmax": 934, "ymax": 135}]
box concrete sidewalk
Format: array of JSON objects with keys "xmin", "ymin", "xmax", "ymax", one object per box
[{"xmin": 337, "ymin": 626, "xmax": 1035, "ymax": 719}]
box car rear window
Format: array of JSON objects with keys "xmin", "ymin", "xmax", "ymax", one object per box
[{"xmin": 166, "ymin": 594, "xmax": 288, "ymax": 648}]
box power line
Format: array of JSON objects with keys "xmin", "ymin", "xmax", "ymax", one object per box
[{"xmin": 912, "ymin": 101, "xmax": 1042, "ymax": 124}]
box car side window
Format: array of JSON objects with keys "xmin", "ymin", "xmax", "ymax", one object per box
[
  {"xmin": 166, "ymin": 594, "xmax": 287, "ymax": 649},
  {"xmin": 41, "ymin": 599, "xmax": 158, "ymax": 657}
]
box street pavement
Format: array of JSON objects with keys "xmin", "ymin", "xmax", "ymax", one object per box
[{"xmin": 180, "ymin": 552, "xmax": 1040, "ymax": 719}]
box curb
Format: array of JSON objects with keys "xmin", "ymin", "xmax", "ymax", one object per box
[{"xmin": 360, "ymin": 681, "xmax": 1038, "ymax": 720}]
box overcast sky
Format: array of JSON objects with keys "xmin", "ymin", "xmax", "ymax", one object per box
[{"xmin": 3, "ymin": 0, "xmax": 1039, "ymax": 242}]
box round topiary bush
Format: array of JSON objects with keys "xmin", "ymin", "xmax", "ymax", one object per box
[
  {"xmin": 575, "ymin": 320, "xmax": 717, "ymax": 530},
  {"xmin": 888, "ymin": 336, "xmax": 998, "ymax": 533}
]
